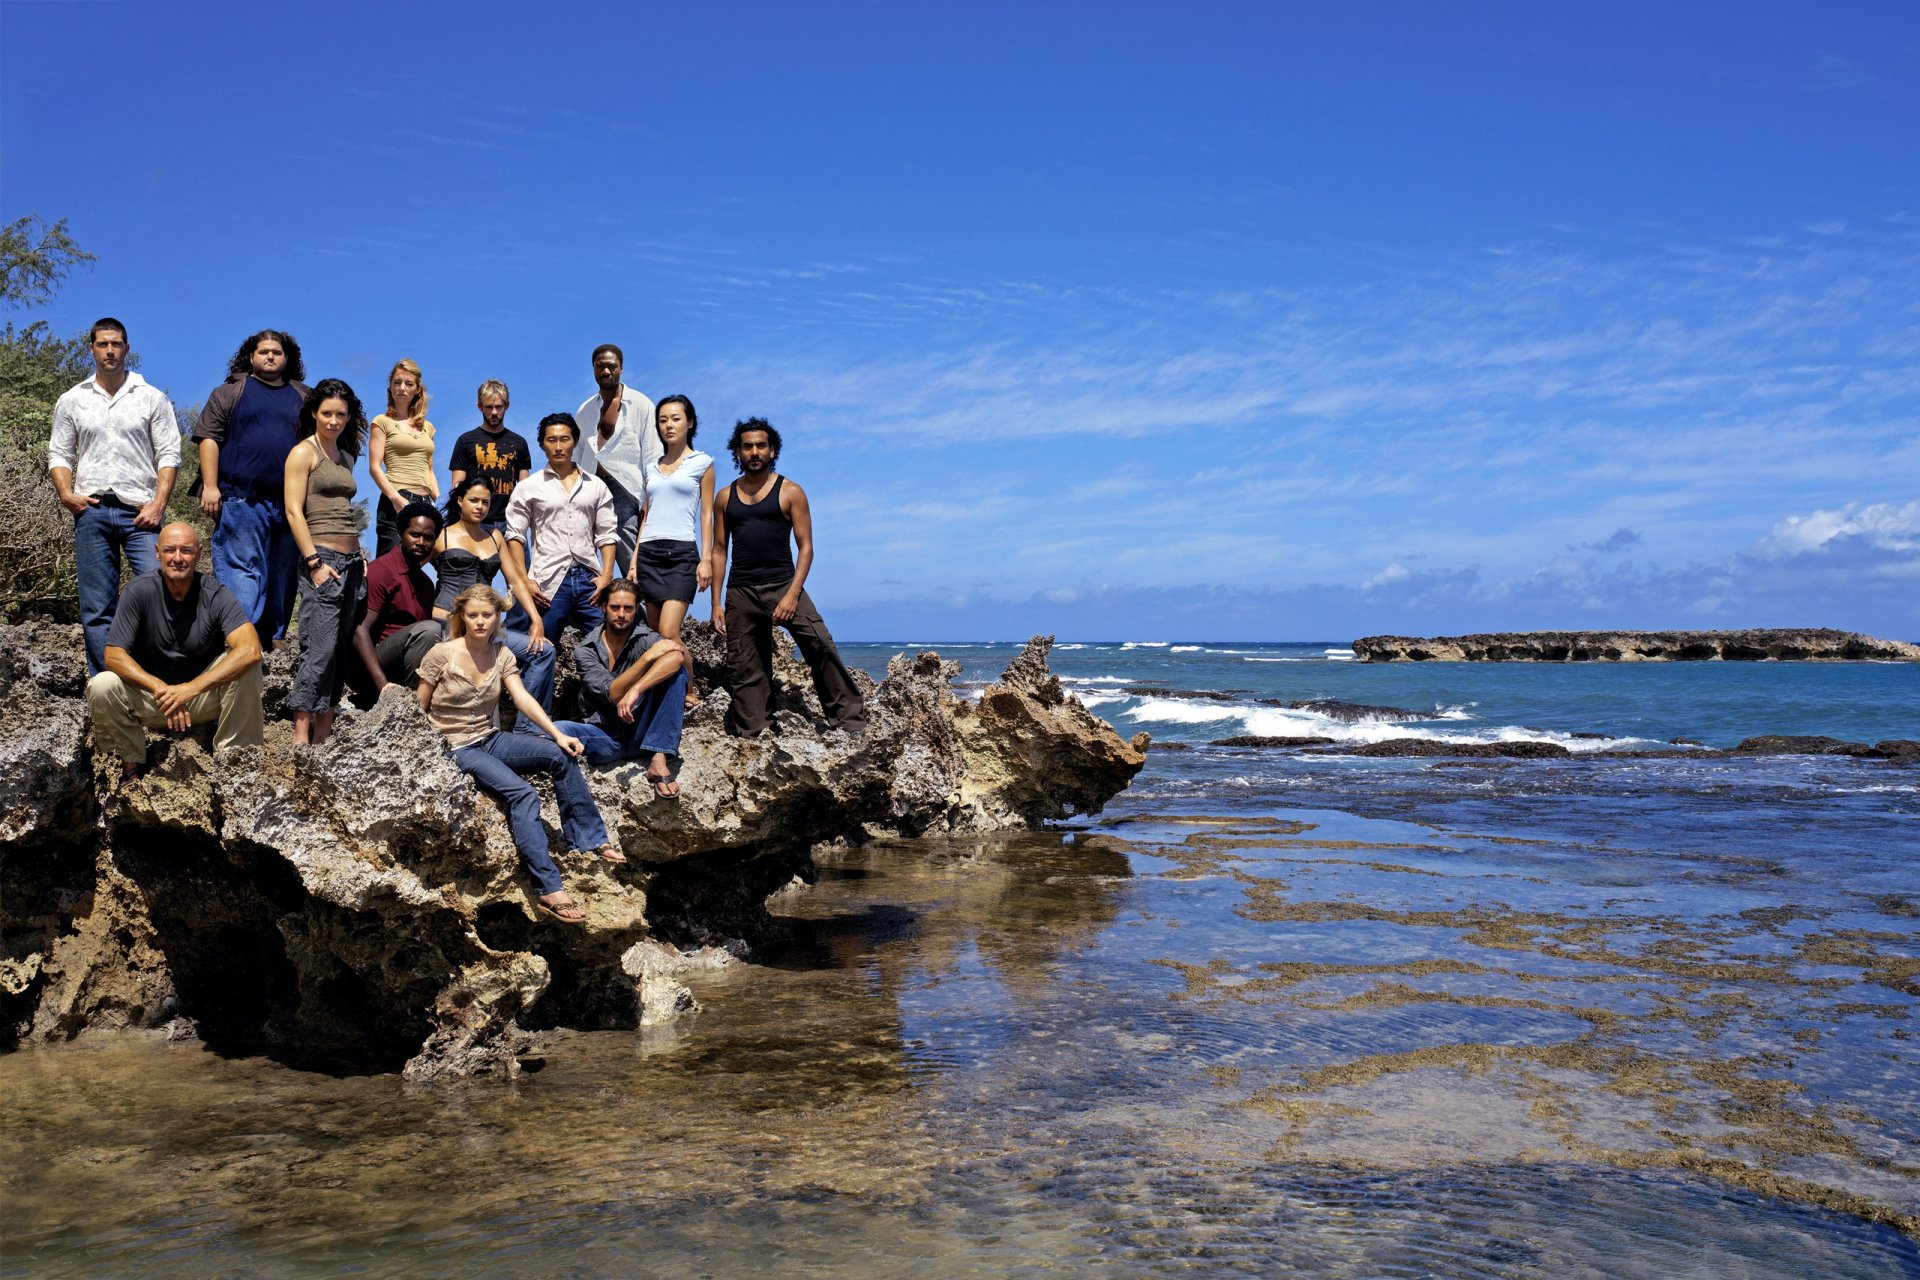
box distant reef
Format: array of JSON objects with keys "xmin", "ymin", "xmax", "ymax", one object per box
[{"xmin": 1352, "ymin": 628, "xmax": 1920, "ymax": 663}]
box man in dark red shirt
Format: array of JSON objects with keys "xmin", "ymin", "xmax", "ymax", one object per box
[{"xmin": 350, "ymin": 501, "xmax": 443, "ymax": 702}]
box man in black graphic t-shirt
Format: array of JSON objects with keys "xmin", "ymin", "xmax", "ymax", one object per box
[{"xmin": 448, "ymin": 379, "xmax": 531, "ymax": 527}]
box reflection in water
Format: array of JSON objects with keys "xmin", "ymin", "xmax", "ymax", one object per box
[{"xmin": 3, "ymin": 816, "xmax": 1917, "ymax": 1277}]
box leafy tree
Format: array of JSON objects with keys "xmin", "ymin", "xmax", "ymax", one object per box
[
  {"xmin": 0, "ymin": 216, "xmax": 95, "ymax": 309},
  {"xmin": 0, "ymin": 217, "xmax": 99, "ymax": 620}
]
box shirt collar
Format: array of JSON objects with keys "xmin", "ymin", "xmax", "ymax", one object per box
[{"xmin": 85, "ymin": 370, "xmax": 148, "ymax": 398}]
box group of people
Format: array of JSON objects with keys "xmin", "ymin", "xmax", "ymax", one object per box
[{"xmin": 49, "ymin": 320, "xmax": 870, "ymax": 923}]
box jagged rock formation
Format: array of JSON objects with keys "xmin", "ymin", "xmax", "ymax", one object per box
[
  {"xmin": 0, "ymin": 623, "xmax": 1142, "ymax": 1078},
  {"xmin": 1353, "ymin": 629, "xmax": 1920, "ymax": 663}
]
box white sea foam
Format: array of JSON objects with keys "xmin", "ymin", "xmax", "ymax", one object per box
[
  {"xmin": 1434, "ymin": 705, "xmax": 1476, "ymax": 721},
  {"xmin": 1062, "ymin": 676, "xmax": 1131, "ymax": 685},
  {"xmin": 1324, "ymin": 648, "xmax": 1356, "ymax": 662},
  {"xmin": 1170, "ymin": 645, "xmax": 1202, "ymax": 652},
  {"xmin": 1075, "ymin": 693, "xmax": 1128, "ymax": 709},
  {"xmin": 1056, "ymin": 643, "xmax": 1088, "ymax": 650},
  {"xmin": 1118, "ymin": 696, "xmax": 1649, "ymax": 752},
  {"xmin": 1121, "ymin": 641, "xmax": 1171, "ymax": 650},
  {"xmin": 1244, "ymin": 657, "xmax": 1310, "ymax": 663}
]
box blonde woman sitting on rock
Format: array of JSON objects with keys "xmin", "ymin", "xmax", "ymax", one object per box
[{"xmin": 416, "ymin": 583, "xmax": 625, "ymax": 924}]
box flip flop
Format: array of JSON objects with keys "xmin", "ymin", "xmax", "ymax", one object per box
[
  {"xmin": 645, "ymin": 770, "xmax": 680, "ymax": 800},
  {"xmin": 591, "ymin": 842, "xmax": 627, "ymax": 864},
  {"xmin": 535, "ymin": 895, "xmax": 587, "ymax": 924}
]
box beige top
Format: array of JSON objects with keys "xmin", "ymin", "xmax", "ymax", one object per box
[
  {"xmin": 374, "ymin": 415, "xmax": 436, "ymax": 492},
  {"xmin": 417, "ymin": 639, "xmax": 517, "ymax": 748}
]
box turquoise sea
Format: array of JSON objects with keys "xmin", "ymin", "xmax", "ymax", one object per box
[{"xmin": 3, "ymin": 641, "xmax": 1916, "ymax": 1277}]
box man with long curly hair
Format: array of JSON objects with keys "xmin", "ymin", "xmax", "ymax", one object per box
[{"xmin": 191, "ymin": 329, "xmax": 312, "ymax": 647}]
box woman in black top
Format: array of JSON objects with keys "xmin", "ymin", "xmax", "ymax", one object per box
[{"xmin": 433, "ymin": 477, "xmax": 556, "ymax": 707}]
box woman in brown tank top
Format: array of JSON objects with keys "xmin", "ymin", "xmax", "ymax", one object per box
[{"xmin": 284, "ymin": 378, "xmax": 369, "ymax": 747}]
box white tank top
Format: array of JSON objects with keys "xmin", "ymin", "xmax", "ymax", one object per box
[{"xmin": 639, "ymin": 450, "xmax": 713, "ymax": 543}]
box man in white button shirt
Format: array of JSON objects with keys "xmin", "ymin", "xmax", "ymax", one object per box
[
  {"xmin": 573, "ymin": 343, "xmax": 658, "ymax": 574},
  {"xmin": 505, "ymin": 413, "xmax": 618, "ymax": 706},
  {"xmin": 48, "ymin": 318, "xmax": 182, "ymax": 674}
]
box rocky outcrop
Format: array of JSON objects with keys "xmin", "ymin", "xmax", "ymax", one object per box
[
  {"xmin": 0, "ymin": 623, "xmax": 1143, "ymax": 1078},
  {"xmin": 1319, "ymin": 738, "xmax": 1573, "ymax": 759},
  {"xmin": 1732, "ymin": 736, "xmax": 1920, "ymax": 760},
  {"xmin": 1353, "ymin": 629, "xmax": 1920, "ymax": 663}
]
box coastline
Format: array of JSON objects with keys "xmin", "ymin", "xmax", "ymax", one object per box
[{"xmin": 1352, "ymin": 628, "xmax": 1920, "ymax": 663}]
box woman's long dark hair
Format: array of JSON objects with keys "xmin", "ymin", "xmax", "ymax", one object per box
[
  {"xmin": 297, "ymin": 378, "xmax": 368, "ymax": 461},
  {"xmin": 445, "ymin": 475, "xmax": 494, "ymax": 525},
  {"xmin": 227, "ymin": 329, "xmax": 307, "ymax": 382}
]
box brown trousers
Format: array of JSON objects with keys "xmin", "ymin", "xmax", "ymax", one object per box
[{"xmin": 724, "ymin": 580, "xmax": 867, "ymax": 736}]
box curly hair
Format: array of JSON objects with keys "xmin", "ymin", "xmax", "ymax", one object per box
[
  {"xmin": 227, "ymin": 329, "xmax": 306, "ymax": 382},
  {"xmin": 395, "ymin": 498, "xmax": 445, "ymax": 537},
  {"xmin": 726, "ymin": 417, "xmax": 782, "ymax": 471},
  {"xmin": 655, "ymin": 394, "xmax": 697, "ymax": 445},
  {"xmin": 444, "ymin": 475, "xmax": 494, "ymax": 524},
  {"xmin": 297, "ymin": 378, "xmax": 368, "ymax": 461}
]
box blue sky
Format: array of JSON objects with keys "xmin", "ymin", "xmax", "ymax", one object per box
[{"xmin": 5, "ymin": 2, "xmax": 1916, "ymax": 640}]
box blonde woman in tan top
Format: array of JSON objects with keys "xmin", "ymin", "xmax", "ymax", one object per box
[
  {"xmin": 416, "ymin": 583, "xmax": 623, "ymax": 923},
  {"xmin": 370, "ymin": 358, "xmax": 437, "ymax": 557},
  {"xmin": 285, "ymin": 379, "xmax": 368, "ymax": 747}
]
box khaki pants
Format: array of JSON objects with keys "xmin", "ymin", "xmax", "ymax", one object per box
[{"xmin": 86, "ymin": 659, "xmax": 265, "ymax": 764}]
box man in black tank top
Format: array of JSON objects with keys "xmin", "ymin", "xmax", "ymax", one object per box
[{"xmin": 710, "ymin": 418, "xmax": 867, "ymax": 736}]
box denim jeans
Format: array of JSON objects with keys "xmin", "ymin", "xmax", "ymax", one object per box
[
  {"xmin": 212, "ymin": 491, "xmax": 300, "ymax": 644},
  {"xmin": 553, "ymin": 664, "xmax": 688, "ymax": 764},
  {"xmin": 501, "ymin": 627, "xmax": 558, "ymax": 721},
  {"xmin": 540, "ymin": 563, "xmax": 605, "ymax": 642},
  {"xmin": 74, "ymin": 501, "xmax": 157, "ymax": 675},
  {"xmin": 452, "ymin": 730, "xmax": 611, "ymax": 896},
  {"xmin": 606, "ymin": 481, "xmax": 642, "ymax": 580}
]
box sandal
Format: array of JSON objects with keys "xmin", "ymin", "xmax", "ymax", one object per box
[
  {"xmin": 591, "ymin": 842, "xmax": 627, "ymax": 864},
  {"xmin": 645, "ymin": 769, "xmax": 680, "ymax": 800},
  {"xmin": 535, "ymin": 894, "xmax": 587, "ymax": 924}
]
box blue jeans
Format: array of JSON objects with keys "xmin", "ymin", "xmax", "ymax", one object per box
[
  {"xmin": 452, "ymin": 730, "xmax": 611, "ymax": 896},
  {"xmin": 539, "ymin": 564, "xmax": 604, "ymax": 643},
  {"xmin": 74, "ymin": 502, "xmax": 157, "ymax": 675},
  {"xmin": 212, "ymin": 491, "xmax": 300, "ymax": 643},
  {"xmin": 554, "ymin": 665, "xmax": 689, "ymax": 764},
  {"xmin": 502, "ymin": 626, "xmax": 557, "ymax": 721}
]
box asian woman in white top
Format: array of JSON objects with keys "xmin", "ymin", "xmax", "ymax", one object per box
[{"xmin": 628, "ymin": 394, "xmax": 714, "ymax": 644}]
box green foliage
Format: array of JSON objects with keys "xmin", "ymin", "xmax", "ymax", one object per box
[
  {"xmin": 0, "ymin": 218, "xmax": 99, "ymax": 621},
  {"xmin": 0, "ymin": 216, "xmax": 96, "ymax": 309}
]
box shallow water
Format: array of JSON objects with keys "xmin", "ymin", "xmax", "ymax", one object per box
[{"xmin": 5, "ymin": 644, "xmax": 1918, "ymax": 1276}]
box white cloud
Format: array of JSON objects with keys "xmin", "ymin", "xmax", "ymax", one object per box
[{"xmin": 1753, "ymin": 501, "xmax": 1920, "ymax": 558}]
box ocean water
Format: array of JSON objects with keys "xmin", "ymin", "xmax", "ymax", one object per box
[{"xmin": 3, "ymin": 641, "xmax": 1916, "ymax": 1277}]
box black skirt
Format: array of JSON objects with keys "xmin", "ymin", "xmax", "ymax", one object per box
[{"xmin": 635, "ymin": 539, "xmax": 699, "ymax": 605}]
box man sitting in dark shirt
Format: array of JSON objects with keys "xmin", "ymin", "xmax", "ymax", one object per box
[
  {"xmin": 553, "ymin": 579, "xmax": 689, "ymax": 796},
  {"xmin": 350, "ymin": 501, "xmax": 444, "ymax": 702},
  {"xmin": 86, "ymin": 522, "xmax": 264, "ymax": 776}
]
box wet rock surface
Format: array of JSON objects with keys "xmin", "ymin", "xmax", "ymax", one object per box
[
  {"xmin": 1354, "ymin": 628, "xmax": 1920, "ymax": 663},
  {"xmin": 0, "ymin": 624, "xmax": 1141, "ymax": 1077},
  {"xmin": 1324, "ymin": 738, "xmax": 1575, "ymax": 759}
]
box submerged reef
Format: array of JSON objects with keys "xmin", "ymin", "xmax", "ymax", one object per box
[
  {"xmin": 1353, "ymin": 628, "xmax": 1920, "ymax": 663},
  {"xmin": 0, "ymin": 622, "xmax": 1143, "ymax": 1079}
]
